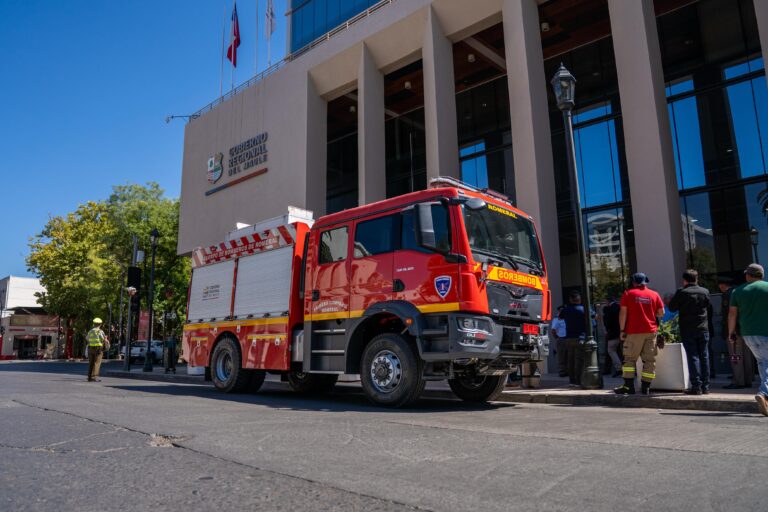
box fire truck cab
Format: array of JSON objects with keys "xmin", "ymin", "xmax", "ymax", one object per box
[{"xmin": 183, "ymin": 177, "xmax": 550, "ymax": 407}]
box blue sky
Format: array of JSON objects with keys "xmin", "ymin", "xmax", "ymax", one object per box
[{"xmin": 0, "ymin": 0, "xmax": 288, "ymax": 277}]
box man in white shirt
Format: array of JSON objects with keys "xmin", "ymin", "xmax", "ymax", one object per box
[{"xmin": 550, "ymin": 306, "xmax": 567, "ymax": 377}]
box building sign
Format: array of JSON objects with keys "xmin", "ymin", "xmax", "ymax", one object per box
[{"xmin": 206, "ymin": 132, "xmax": 269, "ymax": 197}]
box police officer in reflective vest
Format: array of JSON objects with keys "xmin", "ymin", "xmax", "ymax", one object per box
[{"xmin": 86, "ymin": 318, "xmax": 109, "ymax": 382}]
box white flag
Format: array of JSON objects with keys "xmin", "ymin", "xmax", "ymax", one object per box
[{"xmin": 265, "ymin": 0, "xmax": 275, "ymax": 38}]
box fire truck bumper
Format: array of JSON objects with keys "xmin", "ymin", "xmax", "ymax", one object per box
[{"xmin": 420, "ymin": 313, "xmax": 549, "ymax": 364}]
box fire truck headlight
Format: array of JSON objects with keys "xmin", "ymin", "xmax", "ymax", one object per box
[{"xmin": 457, "ymin": 317, "xmax": 491, "ymax": 333}]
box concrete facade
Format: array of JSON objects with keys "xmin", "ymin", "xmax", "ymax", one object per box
[{"xmin": 178, "ymin": 0, "xmax": 766, "ymax": 298}]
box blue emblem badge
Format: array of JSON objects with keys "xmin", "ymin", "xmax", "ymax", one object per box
[{"xmin": 435, "ymin": 276, "xmax": 452, "ymax": 299}]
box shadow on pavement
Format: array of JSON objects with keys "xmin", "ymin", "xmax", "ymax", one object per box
[{"xmin": 105, "ymin": 381, "xmax": 517, "ymax": 414}]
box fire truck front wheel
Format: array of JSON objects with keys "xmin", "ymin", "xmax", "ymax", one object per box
[
  {"xmin": 360, "ymin": 333, "xmax": 425, "ymax": 408},
  {"xmin": 287, "ymin": 372, "xmax": 338, "ymax": 394},
  {"xmin": 211, "ymin": 337, "xmax": 251, "ymax": 393},
  {"xmin": 448, "ymin": 375, "xmax": 506, "ymax": 403}
]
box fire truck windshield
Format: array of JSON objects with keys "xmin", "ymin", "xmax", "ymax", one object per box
[{"xmin": 462, "ymin": 204, "xmax": 543, "ymax": 274}]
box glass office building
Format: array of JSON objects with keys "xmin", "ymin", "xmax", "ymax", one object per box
[
  {"xmin": 290, "ymin": 0, "xmax": 382, "ymax": 52},
  {"xmin": 182, "ymin": 0, "xmax": 768, "ymax": 320}
]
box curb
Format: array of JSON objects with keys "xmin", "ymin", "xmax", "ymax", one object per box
[{"xmin": 101, "ymin": 370, "xmax": 759, "ymax": 414}]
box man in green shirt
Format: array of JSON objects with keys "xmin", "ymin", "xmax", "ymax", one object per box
[{"xmin": 728, "ymin": 264, "xmax": 768, "ymax": 416}]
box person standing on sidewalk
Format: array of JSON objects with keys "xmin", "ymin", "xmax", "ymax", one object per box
[
  {"xmin": 719, "ymin": 276, "xmax": 754, "ymax": 389},
  {"xmin": 559, "ymin": 291, "xmax": 586, "ymax": 385},
  {"xmin": 551, "ymin": 306, "xmax": 567, "ymax": 377},
  {"xmin": 668, "ymin": 269, "xmax": 713, "ymax": 395},
  {"xmin": 614, "ymin": 273, "xmax": 665, "ymax": 396},
  {"xmin": 728, "ymin": 264, "xmax": 768, "ymax": 416},
  {"xmin": 602, "ymin": 298, "xmax": 622, "ymax": 377},
  {"xmin": 85, "ymin": 318, "xmax": 109, "ymax": 382}
]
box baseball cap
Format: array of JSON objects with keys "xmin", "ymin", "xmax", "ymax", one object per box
[
  {"xmin": 631, "ymin": 272, "xmax": 649, "ymax": 285},
  {"xmin": 744, "ymin": 263, "xmax": 764, "ymax": 278},
  {"xmin": 717, "ymin": 275, "xmax": 733, "ymax": 284}
]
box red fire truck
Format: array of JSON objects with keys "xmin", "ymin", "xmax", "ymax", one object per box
[{"xmin": 183, "ymin": 177, "xmax": 550, "ymax": 407}]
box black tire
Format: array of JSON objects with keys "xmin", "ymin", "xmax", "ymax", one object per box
[
  {"xmin": 286, "ymin": 372, "xmax": 338, "ymax": 394},
  {"xmin": 210, "ymin": 337, "xmax": 251, "ymax": 393},
  {"xmin": 448, "ymin": 375, "xmax": 507, "ymax": 403},
  {"xmin": 360, "ymin": 333, "xmax": 424, "ymax": 408}
]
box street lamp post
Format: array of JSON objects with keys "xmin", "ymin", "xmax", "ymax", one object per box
[
  {"xmin": 551, "ymin": 63, "xmax": 601, "ymax": 390},
  {"xmin": 750, "ymin": 226, "xmax": 760, "ymax": 264},
  {"xmin": 123, "ymin": 287, "xmax": 137, "ymax": 370},
  {"xmin": 143, "ymin": 229, "xmax": 160, "ymax": 372}
]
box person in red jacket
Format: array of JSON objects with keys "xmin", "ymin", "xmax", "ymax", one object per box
[{"xmin": 615, "ymin": 273, "xmax": 666, "ymax": 395}]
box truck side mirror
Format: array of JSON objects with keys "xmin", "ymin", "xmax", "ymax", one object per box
[{"xmin": 415, "ymin": 203, "xmax": 438, "ymax": 251}]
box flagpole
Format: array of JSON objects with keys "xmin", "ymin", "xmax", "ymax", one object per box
[
  {"xmin": 220, "ymin": 0, "xmax": 226, "ymax": 97},
  {"xmin": 255, "ymin": 0, "xmax": 259, "ymax": 75},
  {"xmin": 266, "ymin": 0, "xmax": 272, "ymax": 68},
  {"xmin": 231, "ymin": 1, "xmax": 236, "ymax": 93}
]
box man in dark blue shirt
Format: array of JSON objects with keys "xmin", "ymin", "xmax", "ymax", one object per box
[{"xmin": 559, "ymin": 291, "xmax": 586, "ymax": 385}]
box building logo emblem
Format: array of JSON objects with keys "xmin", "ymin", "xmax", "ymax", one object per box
[
  {"xmin": 207, "ymin": 153, "xmax": 224, "ymax": 184},
  {"xmin": 434, "ymin": 276, "xmax": 452, "ymax": 299}
]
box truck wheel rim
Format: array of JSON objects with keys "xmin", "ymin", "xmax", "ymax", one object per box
[
  {"xmin": 215, "ymin": 351, "xmax": 233, "ymax": 382},
  {"xmin": 370, "ymin": 350, "xmax": 402, "ymax": 393}
]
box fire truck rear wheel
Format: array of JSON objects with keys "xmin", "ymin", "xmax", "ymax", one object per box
[
  {"xmin": 287, "ymin": 372, "xmax": 338, "ymax": 394},
  {"xmin": 211, "ymin": 337, "xmax": 251, "ymax": 393},
  {"xmin": 448, "ymin": 375, "xmax": 507, "ymax": 403},
  {"xmin": 360, "ymin": 333, "xmax": 424, "ymax": 408}
]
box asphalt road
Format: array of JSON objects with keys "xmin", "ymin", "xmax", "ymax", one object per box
[{"xmin": 1, "ymin": 362, "xmax": 766, "ymax": 512}]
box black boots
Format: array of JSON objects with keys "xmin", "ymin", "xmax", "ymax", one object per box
[
  {"xmin": 614, "ymin": 378, "xmax": 636, "ymax": 395},
  {"xmin": 641, "ymin": 381, "xmax": 651, "ymax": 395}
]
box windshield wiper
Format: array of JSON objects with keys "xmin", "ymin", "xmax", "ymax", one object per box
[
  {"xmin": 471, "ymin": 248, "xmax": 519, "ymax": 270},
  {"xmin": 509, "ymin": 255, "xmax": 544, "ymax": 274}
]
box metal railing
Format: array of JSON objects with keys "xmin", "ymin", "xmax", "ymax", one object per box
[{"xmin": 190, "ymin": 0, "xmax": 397, "ymax": 121}]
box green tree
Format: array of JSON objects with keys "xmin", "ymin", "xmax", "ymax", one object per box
[{"xmin": 27, "ymin": 183, "xmax": 190, "ymax": 354}]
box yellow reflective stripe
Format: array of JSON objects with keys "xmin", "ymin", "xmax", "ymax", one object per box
[
  {"xmin": 641, "ymin": 372, "xmax": 656, "ymax": 379},
  {"xmin": 622, "ymin": 366, "xmax": 635, "ymax": 373},
  {"xmin": 417, "ymin": 302, "xmax": 460, "ymax": 314},
  {"xmin": 183, "ymin": 317, "xmax": 289, "ymax": 331},
  {"xmin": 246, "ymin": 334, "xmax": 284, "ymax": 340}
]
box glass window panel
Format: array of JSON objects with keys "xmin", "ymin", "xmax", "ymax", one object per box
[
  {"xmin": 726, "ymin": 79, "xmax": 766, "ymax": 178},
  {"xmin": 585, "ymin": 208, "xmax": 634, "ymax": 302},
  {"xmin": 745, "ymin": 182, "xmax": 768, "ymax": 265},
  {"xmin": 326, "ymin": 0, "xmax": 340, "ymax": 27},
  {"xmin": 314, "ymin": 0, "xmax": 328, "ymax": 37},
  {"xmin": 319, "ymin": 227, "xmax": 349, "ymax": 264},
  {"xmin": 354, "ymin": 215, "xmax": 396, "ymax": 257},
  {"xmin": 668, "ymin": 96, "xmax": 706, "ymax": 189},
  {"xmin": 573, "ymin": 102, "xmax": 611, "ymax": 125},
  {"xmin": 680, "ymin": 194, "xmax": 720, "ymax": 280},
  {"xmin": 573, "ymin": 119, "xmax": 622, "ymax": 208},
  {"xmin": 666, "ymin": 79, "xmax": 695, "ymax": 97},
  {"xmin": 461, "ymin": 154, "xmax": 489, "ymax": 189}
]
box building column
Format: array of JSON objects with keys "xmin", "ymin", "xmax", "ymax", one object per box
[
  {"xmin": 608, "ymin": 0, "xmax": 685, "ymax": 294},
  {"xmin": 502, "ymin": 0, "xmax": 562, "ymax": 309},
  {"xmin": 422, "ymin": 6, "xmax": 460, "ymax": 180},
  {"xmin": 358, "ymin": 44, "xmax": 387, "ymax": 205},
  {"xmin": 305, "ymin": 76, "xmax": 328, "ymax": 217},
  {"xmin": 754, "ymin": 0, "xmax": 768, "ymax": 70}
]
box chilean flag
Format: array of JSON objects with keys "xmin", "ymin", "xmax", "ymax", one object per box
[{"xmin": 226, "ymin": 2, "xmax": 241, "ymax": 67}]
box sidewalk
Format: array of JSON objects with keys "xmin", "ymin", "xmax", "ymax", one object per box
[{"xmin": 101, "ymin": 363, "xmax": 762, "ymax": 414}]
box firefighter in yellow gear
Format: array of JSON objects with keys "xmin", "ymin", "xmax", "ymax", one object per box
[{"xmin": 86, "ymin": 318, "xmax": 109, "ymax": 382}]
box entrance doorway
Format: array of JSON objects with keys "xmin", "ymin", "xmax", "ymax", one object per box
[{"xmin": 14, "ymin": 336, "xmax": 39, "ymax": 359}]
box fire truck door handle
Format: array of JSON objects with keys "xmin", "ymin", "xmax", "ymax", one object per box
[
  {"xmin": 311, "ymin": 290, "xmax": 320, "ymax": 301},
  {"xmin": 393, "ymin": 279, "xmax": 405, "ymax": 293}
]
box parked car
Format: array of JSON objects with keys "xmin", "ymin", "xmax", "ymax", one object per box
[{"xmin": 124, "ymin": 340, "xmax": 163, "ymax": 363}]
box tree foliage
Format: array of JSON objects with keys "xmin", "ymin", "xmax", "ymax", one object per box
[{"xmin": 27, "ymin": 183, "xmax": 190, "ymax": 350}]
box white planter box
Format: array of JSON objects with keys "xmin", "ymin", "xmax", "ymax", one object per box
[{"xmin": 638, "ymin": 342, "xmax": 690, "ymax": 391}]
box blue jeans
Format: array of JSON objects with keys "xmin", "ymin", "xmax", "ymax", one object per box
[
  {"xmin": 742, "ymin": 336, "xmax": 768, "ymax": 397},
  {"xmin": 682, "ymin": 332, "xmax": 710, "ymax": 391}
]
